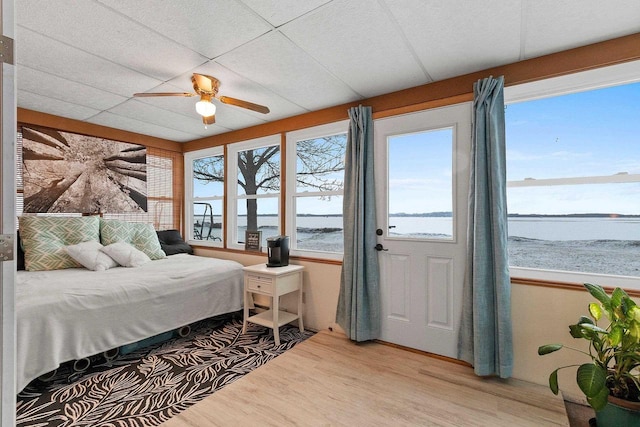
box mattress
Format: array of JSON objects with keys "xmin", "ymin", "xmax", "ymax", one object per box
[{"xmin": 16, "ymin": 254, "xmax": 244, "ymax": 393}]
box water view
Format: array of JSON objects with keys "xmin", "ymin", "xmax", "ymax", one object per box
[{"xmin": 193, "ymin": 214, "xmax": 640, "ymax": 277}]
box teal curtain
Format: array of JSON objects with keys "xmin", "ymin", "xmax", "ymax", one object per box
[
  {"xmin": 458, "ymin": 76, "xmax": 513, "ymax": 378},
  {"xmin": 336, "ymin": 105, "xmax": 380, "ymax": 341}
]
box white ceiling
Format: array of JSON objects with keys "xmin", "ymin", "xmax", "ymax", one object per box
[{"xmin": 15, "ymin": 0, "xmax": 640, "ymax": 143}]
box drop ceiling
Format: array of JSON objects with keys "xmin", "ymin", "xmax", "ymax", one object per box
[{"xmin": 15, "ymin": 0, "xmax": 640, "ymax": 143}]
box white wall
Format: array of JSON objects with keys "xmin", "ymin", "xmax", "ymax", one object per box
[{"xmin": 512, "ymin": 283, "xmax": 597, "ymax": 403}]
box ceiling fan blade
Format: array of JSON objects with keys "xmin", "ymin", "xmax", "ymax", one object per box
[
  {"xmin": 202, "ymin": 115, "xmax": 215, "ymax": 125},
  {"xmin": 219, "ymin": 96, "xmax": 270, "ymax": 114},
  {"xmin": 192, "ymin": 73, "xmax": 219, "ymax": 94},
  {"xmin": 133, "ymin": 92, "xmax": 196, "ymax": 97}
]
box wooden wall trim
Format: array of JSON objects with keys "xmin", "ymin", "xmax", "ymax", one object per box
[
  {"xmin": 18, "ymin": 108, "xmax": 182, "ymax": 152},
  {"xmin": 279, "ymin": 133, "xmax": 287, "ymax": 234},
  {"xmin": 190, "ymin": 245, "xmax": 343, "ymax": 266},
  {"xmin": 172, "ymin": 154, "xmax": 184, "ymax": 231},
  {"xmin": 183, "ymin": 32, "xmax": 640, "ymax": 152},
  {"xmin": 511, "ymin": 276, "xmax": 640, "ymax": 298}
]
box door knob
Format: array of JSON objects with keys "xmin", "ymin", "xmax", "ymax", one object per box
[{"xmin": 375, "ymin": 243, "xmax": 388, "ymax": 251}]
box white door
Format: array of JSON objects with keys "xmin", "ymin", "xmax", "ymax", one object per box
[{"xmin": 374, "ymin": 103, "xmax": 471, "ymax": 358}]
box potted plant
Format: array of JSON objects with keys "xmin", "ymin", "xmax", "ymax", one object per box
[{"xmin": 538, "ymin": 283, "xmax": 640, "ymax": 426}]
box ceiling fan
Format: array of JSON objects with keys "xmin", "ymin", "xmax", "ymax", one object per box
[{"xmin": 133, "ymin": 73, "xmax": 270, "ymax": 125}]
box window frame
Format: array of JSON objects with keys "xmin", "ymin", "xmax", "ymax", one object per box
[
  {"xmin": 184, "ymin": 145, "xmax": 224, "ymax": 247},
  {"xmin": 504, "ymin": 59, "xmax": 640, "ymax": 290},
  {"xmin": 285, "ymin": 120, "xmax": 348, "ymax": 260},
  {"xmin": 226, "ymin": 134, "xmax": 281, "ymax": 252}
]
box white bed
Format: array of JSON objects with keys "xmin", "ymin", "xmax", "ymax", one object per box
[{"xmin": 16, "ymin": 254, "xmax": 244, "ymax": 393}]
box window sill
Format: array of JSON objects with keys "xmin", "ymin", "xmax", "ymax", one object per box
[{"xmin": 190, "ymin": 245, "xmax": 343, "ymax": 266}]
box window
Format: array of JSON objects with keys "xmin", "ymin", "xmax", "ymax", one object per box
[
  {"xmin": 185, "ymin": 124, "xmax": 347, "ymax": 260},
  {"xmin": 227, "ymin": 135, "xmax": 281, "ymax": 250},
  {"xmin": 505, "ymin": 62, "xmax": 640, "ymax": 288},
  {"xmin": 185, "ymin": 146, "xmax": 224, "ymax": 245},
  {"xmin": 286, "ymin": 121, "xmax": 347, "ymax": 258}
]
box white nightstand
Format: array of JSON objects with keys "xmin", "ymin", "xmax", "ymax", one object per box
[{"xmin": 242, "ymin": 263, "xmax": 304, "ymax": 345}]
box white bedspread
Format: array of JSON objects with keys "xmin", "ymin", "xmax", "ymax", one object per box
[{"xmin": 16, "ymin": 254, "xmax": 244, "ymax": 393}]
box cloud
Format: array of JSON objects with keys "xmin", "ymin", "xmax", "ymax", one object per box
[
  {"xmin": 507, "ymin": 149, "xmax": 592, "ymax": 162},
  {"xmin": 389, "ymin": 178, "xmax": 445, "ymax": 189}
]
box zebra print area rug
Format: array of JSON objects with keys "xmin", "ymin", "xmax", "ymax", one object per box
[{"xmin": 17, "ymin": 315, "xmax": 313, "ymax": 427}]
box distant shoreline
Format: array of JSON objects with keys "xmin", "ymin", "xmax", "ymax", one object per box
[
  {"xmin": 229, "ymin": 213, "xmax": 640, "ymax": 218},
  {"xmin": 507, "ymin": 213, "xmax": 640, "ymax": 218}
]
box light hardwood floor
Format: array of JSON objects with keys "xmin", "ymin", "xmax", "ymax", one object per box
[{"xmin": 162, "ymin": 330, "xmax": 569, "ymax": 426}]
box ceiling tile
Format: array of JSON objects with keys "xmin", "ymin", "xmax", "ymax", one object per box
[
  {"xmin": 17, "ymin": 0, "xmax": 208, "ymax": 80},
  {"xmin": 385, "ymin": 0, "xmax": 522, "ymax": 81},
  {"xmin": 281, "ymin": 0, "xmax": 428, "ymax": 98},
  {"xmin": 216, "ymin": 31, "xmax": 361, "ymax": 110},
  {"xmin": 18, "ymin": 92, "xmax": 101, "ymax": 121},
  {"xmin": 211, "ymin": 103, "xmax": 269, "ymax": 130},
  {"xmin": 87, "ymin": 112, "xmax": 202, "ymax": 142},
  {"xmin": 108, "ymin": 99, "xmax": 230, "ymax": 136},
  {"xmin": 18, "ymin": 65, "xmax": 128, "ymax": 111},
  {"xmin": 241, "ymin": 0, "xmax": 331, "ymax": 27},
  {"xmin": 96, "ymin": 0, "xmax": 272, "ymax": 59},
  {"xmin": 523, "ymin": 0, "xmax": 640, "ymax": 59},
  {"xmin": 17, "ymin": 27, "xmax": 162, "ymax": 97}
]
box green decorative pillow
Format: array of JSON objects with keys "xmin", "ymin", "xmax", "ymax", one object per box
[
  {"xmin": 18, "ymin": 216, "xmax": 101, "ymax": 271},
  {"xmin": 100, "ymin": 219, "xmax": 166, "ymax": 260}
]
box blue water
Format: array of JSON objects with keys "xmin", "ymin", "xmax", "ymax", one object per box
[{"xmin": 192, "ymin": 216, "xmax": 640, "ymax": 276}]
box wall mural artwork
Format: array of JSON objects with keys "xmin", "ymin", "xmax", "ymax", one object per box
[{"xmin": 22, "ymin": 126, "xmax": 147, "ymax": 213}]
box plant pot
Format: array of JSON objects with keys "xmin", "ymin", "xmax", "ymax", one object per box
[{"xmin": 595, "ymin": 396, "xmax": 640, "ymax": 427}]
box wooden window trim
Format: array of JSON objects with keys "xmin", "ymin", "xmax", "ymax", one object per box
[{"xmin": 511, "ymin": 276, "xmax": 640, "ymax": 298}]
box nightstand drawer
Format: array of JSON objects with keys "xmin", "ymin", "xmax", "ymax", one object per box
[{"xmin": 246, "ymin": 274, "xmax": 274, "ymax": 294}]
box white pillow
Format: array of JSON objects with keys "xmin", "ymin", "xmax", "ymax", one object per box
[
  {"xmin": 100, "ymin": 242, "xmax": 151, "ymax": 267},
  {"xmin": 65, "ymin": 240, "xmax": 118, "ymax": 271}
]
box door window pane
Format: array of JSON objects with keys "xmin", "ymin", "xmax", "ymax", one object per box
[{"xmin": 387, "ymin": 128, "xmax": 453, "ymax": 240}]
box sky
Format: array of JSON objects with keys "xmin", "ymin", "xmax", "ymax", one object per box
[{"xmin": 388, "ymin": 128, "xmax": 453, "ymax": 214}]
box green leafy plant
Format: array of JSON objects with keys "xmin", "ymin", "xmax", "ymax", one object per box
[{"xmin": 538, "ymin": 283, "xmax": 640, "ymax": 411}]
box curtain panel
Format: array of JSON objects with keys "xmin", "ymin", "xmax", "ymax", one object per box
[
  {"xmin": 458, "ymin": 76, "xmax": 513, "ymax": 378},
  {"xmin": 336, "ymin": 105, "xmax": 380, "ymax": 342}
]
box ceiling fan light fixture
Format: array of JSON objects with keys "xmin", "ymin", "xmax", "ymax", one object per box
[
  {"xmin": 133, "ymin": 74, "xmax": 269, "ymax": 123},
  {"xmin": 195, "ymin": 95, "xmax": 216, "ymax": 117}
]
